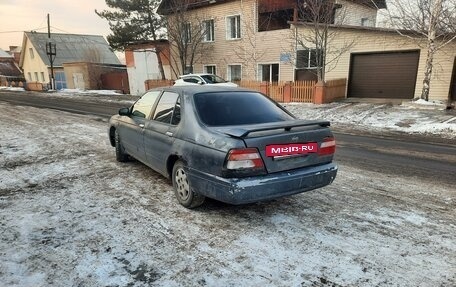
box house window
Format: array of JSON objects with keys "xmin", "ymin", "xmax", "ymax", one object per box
[
  {"xmin": 227, "ymin": 64, "xmax": 241, "ymax": 81},
  {"xmin": 226, "ymin": 15, "xmax": 241, "ymax": 39},
  {"xmin": 296, "ymin": 49, "xmax": 320, "ymax": 69},
  {"xmin": 361, "ymin": 18, "xmax": 369, "ymax": 27},
  {"xmin": 204, "ymin": 65, "xmax": 216, "ymax": 75},
  {"xmin": 259, "ymin": 64, "xmax": 279, "ymax": 82},
  {"xmin": 55, "ymin": 72, "xmax": 67, "ymax": 90},
  {"xmin": 182, "ymin": 22, "xmax": 191, "ymax": 43},
  {"xmin": 203, "ymin": 19, "xmax": 215, "ymax": 42},
  {"xmin": 34, "ymin": 72, "xmax": 39, "ymax": 81},
  {"xmin": 41, "ymin": 72, "xmax": 45, "ymax": 82},
  {"xmin": 27, "ymin": 72, "xmax": 32, "ymax": 81},
  {"xmin": 29, "ymin": 48, "xmax": 34, "ymax": 59}
]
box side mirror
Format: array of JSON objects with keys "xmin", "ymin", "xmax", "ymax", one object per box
[
  {"xmin": 118, "ymin": 107, "xmax": 130, "ymax": 116},
  {"xmin": 198, "ymin": 80, "xmax": 204, "ymax": 85}
]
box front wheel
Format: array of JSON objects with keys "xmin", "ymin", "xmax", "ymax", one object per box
[
  {"xmin": 115, "ymin": 130, "xmax": 129, "ymax": 162},
  {"xmin": 172, "ymin": 161, "xmax": 205, "ymax": 208}
]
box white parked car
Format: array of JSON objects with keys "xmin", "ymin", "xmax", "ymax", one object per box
[{"xmin": 173, "ymin": 73, "xmax": 238, "ymax": 87}]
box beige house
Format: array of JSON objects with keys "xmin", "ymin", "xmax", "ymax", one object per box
[
  {"xmin": 19, "ymin": 32, "xmax": 121, "ymax": 90},
  {"xmin": 158, "ymin": 0, "xmax": 456, "ymax": 102}
]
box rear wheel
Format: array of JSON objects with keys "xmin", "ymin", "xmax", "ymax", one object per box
[
  {"xmin": 115, "ymin": 130, "xmax": 129, "ymax": 162},
  {"xmin": 172, "ymin": 161, "xmax": 205, "ymax": 208}
]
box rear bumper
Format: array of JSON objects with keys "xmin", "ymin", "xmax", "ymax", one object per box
[{"xmin": 187, "ymin": 163, "xmax": 338, "ymax": 205}]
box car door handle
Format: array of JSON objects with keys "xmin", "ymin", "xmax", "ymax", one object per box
[
  {"xmin": 139, "ymin": 124, "xmax": 145, "ymax": 128},
  {"xmin": 166, "ymin": 131, "xmax": 173, "ymax": 137}
]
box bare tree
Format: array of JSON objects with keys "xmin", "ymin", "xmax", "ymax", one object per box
[
  {"xmin": 162, "ymin": 0, "xmax": 214, "ymax": 77},
  {"xmin": 83, "ymin": 48, "xmax": 103, "ymax": 89},
  {"xmin": 387, "ymin": 0, "xmax": 456, "ymax": 101},
  {"xmin": 83, "ymin": 47, "xmax": 102, "ymax": 63},
  {"xmin": 291, "ymin": 0, "xmax": 355, "ymax": 82}
]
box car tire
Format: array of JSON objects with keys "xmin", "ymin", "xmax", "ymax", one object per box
[
  {"xmin": 115, "ymin": 130, "xmax": 129, "ymax": 162},
  {"xmin": 172, "ymin": 160, "xmax": 205, "ymax": 208}
]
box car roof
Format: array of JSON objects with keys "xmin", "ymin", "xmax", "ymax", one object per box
[
  {"xmin": 148, "ymin": 85, "xmax": 253, "ymax": 96},
  {"xmin": 178, "ymin": 73, "xmax": 213, "ymax": 78}
]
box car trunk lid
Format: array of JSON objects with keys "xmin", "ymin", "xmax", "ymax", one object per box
[{"xmin": 215, "ymin": 120, "xmax": 335, "ymax": 174}]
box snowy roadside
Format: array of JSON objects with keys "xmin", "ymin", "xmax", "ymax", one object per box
[
  {"xmin": 2, "ymin": 88, "xmax": 454, "ymax": 142},
  {"xmin": 0, "ymin": 102, "xmax": 455, "ymax": 286},
  {"xmin": 284, "ymin": 101, "xmax": 456, "ymax": 141}
]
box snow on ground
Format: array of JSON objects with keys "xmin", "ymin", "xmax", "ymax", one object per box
[
  {"xmin": 0, "ymin": 103, "xmax": 455, "ymax": 286},
  {"xmin": 0, "ymin": 87, "xmax": 25, "ymax": 92},
  {"xmin": 284, "ymin": 102, "xmax": 456, "ymax": 140},
  {"xmin": 57, "ymin": 89, "xmax": 124, "ymax": 96},
  {"xmin": 0, "ymin": 87, "xmax": 123, "ymax": 95}
]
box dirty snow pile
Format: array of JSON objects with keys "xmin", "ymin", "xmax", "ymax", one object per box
[
  {"xmin": 284, "ymin": 101, "xmax": 456, "ymax": 139},
  {"xmin": 57, "ymin": 89, "xmax": 124, "ymax": 96},
  {"xmin": 0, "ymin": 86, "xmax": 25, "ymax": 92}
]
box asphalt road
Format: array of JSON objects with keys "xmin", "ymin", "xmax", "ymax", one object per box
[{"xmin": 1, "ymin": 91, "xmax": 455, "ymax": 185}]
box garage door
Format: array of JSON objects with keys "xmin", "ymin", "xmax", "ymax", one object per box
[
  {"xmin": 451, "ymin": 57, "xmax": 456, "ymax": 102},
  {"xmin": 348, "ymin": 51, "xmax": 420, "ymax": 99}
]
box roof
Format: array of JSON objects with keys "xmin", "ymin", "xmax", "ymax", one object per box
[
  {"xmin": 124, "ymin": 39, "xmax": 169, "ymax": 52},
  {"xmin": 0, "ymin": 58, "xmax": 23, "ymax": 77},
  {"xmin": 352, "ymin": 0, "xmax": 387, "ymax": 9},
  {"xmin": 0, "ymin": 49, "xmax": 13, "ymax": 58},
  {"xmin": 158, "ymin": 0, "xmax": 234, "ymax": 15},
  {"xmin": 8, "ymin": 46, "xmax": 21, "ymax": 53},
  {"xmin": 21, "ymin": 32, "xmax": 121, "ymax": 67},
  {"xmin": 158, "ymin": 0, "xmax": 386, "ymax": 14},
  {"xmin": 178, "ymin": 73, "xmax": 213, "ymax": 78},
  {"xmin": 290, "ymin": 21, "xmax": 419, "ymax": 35}
]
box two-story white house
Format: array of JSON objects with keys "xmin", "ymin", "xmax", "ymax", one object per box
[{"xmin": 158, "ymin": 0, "xmax": 456, "ymax": 102}]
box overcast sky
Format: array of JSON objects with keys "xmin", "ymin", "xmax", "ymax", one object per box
[{"xmin": 0, "ymin": 0, "xmax": 111, "ymax": 50}]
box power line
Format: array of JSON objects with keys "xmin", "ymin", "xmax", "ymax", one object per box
[
  {"xmin": 50, "ymin": 26, "xmax": 73, "ymax": 34},
  {"xmin": 0, "ymin": 27, "xmax": 48, "ymax": 34},
  {"xmin": 0, "ymin": 30, "xmax": 25, "ymax": 34}
]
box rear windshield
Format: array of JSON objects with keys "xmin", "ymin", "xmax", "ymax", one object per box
[{"xmin": 194, "ymin": 92, "xmax": 294, "ymax": 126}]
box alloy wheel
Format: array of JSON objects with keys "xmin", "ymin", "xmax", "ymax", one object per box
[{"xmin": 175, "ymin": 168, "xmax": 190, "ymax": 201}]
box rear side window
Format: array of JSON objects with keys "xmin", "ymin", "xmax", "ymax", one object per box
[
  {"xmin": 131, "ymin": 91, "xmax": 161, "ymax": 118},
  {"xmin": 153, "ymin": 91, "xmax": 180, "ymax": 124},
  {"xmin": 183, "ymin": 77, "xmax": 201, "ymax": 84},
  {"xmin": 194, "ymin": 92, "xmax": 294, "ymax": 126}
]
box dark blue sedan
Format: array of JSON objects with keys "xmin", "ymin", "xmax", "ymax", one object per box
[{"xmin": 108, "ymin": 86, "xmax": 337, "ymax": 208}]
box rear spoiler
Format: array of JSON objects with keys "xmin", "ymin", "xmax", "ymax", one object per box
[{"xmin": 218, "ymin": 120, "xmax": 330, "ymax": 138}]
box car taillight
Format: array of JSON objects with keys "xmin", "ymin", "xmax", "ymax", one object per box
[
  {"xmin": 224, "ymin": 148, "xmax": 266, "ymax": 177},
  {"xmin": 318, "ymin": 137, "xmax": 336, "ymax": 156}
]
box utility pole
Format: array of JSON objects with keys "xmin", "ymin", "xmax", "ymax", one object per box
[{"xmin": 46, "ymin": 13, "xmax": 56, "ymax": 90}]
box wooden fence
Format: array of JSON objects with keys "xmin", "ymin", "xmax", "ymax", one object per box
[
  {"xmin": 234, "ymin": 80, "xmax": 262, "ymax": 92},
  {"xmin": 144, "ymin": 79, "xmax": 174, "ymax": 90},
  {"xmin": 325, "ymin": 78, "xmax": 347, "ymax": 103},
  {"xmin": 143, "ymin": 78, "xmax": 347, "ymax": 104},
  {"xmin": 291, "ymin": 80, "xmax": 316, "ymax": 103},
  {"xmin": 269, "ymin": 82, "xmax": 285, "ymax": 102}
]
